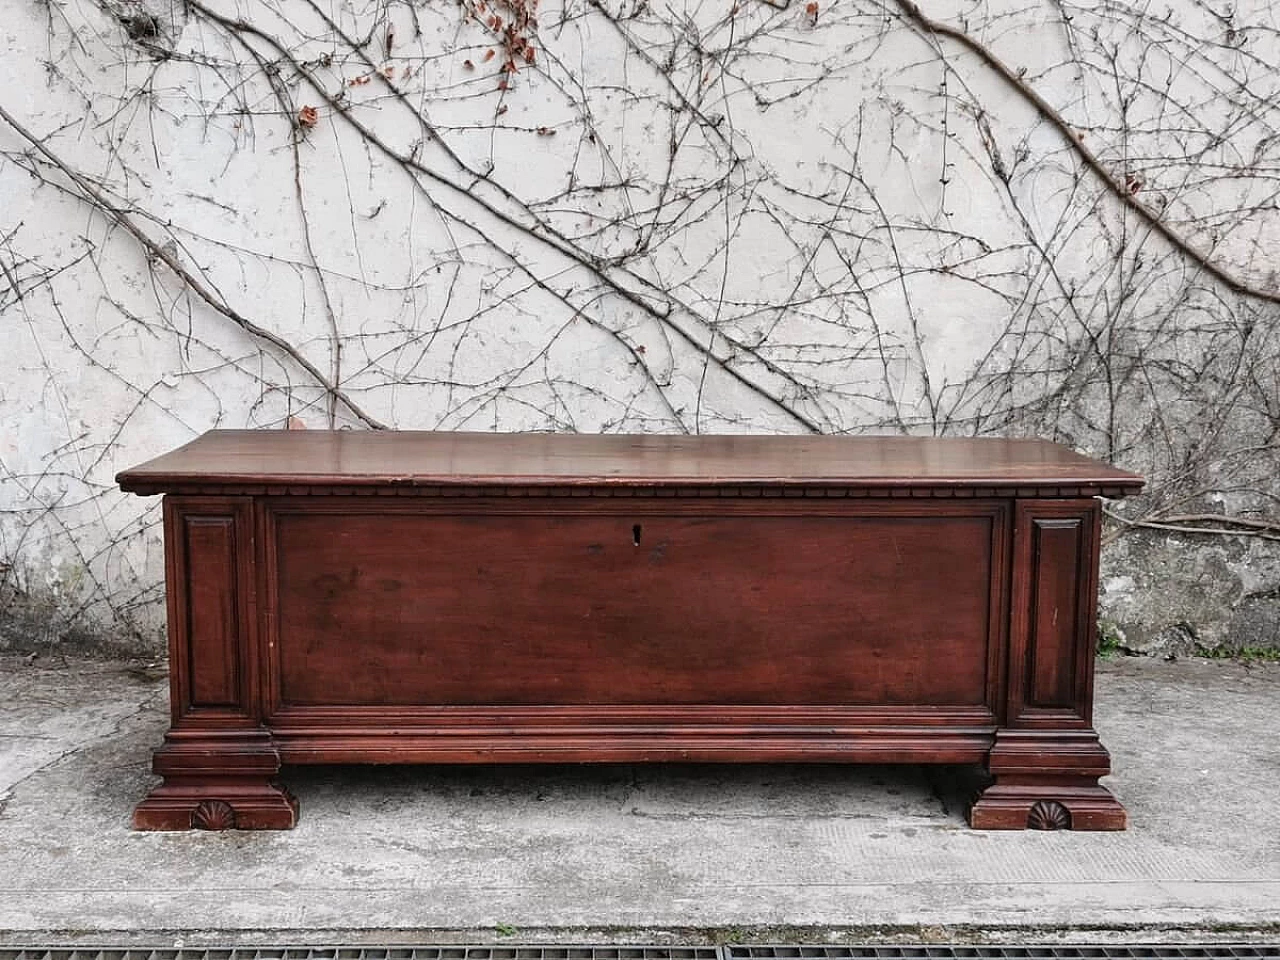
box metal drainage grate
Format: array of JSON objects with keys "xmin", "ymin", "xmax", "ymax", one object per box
[
  {"xmin": 0, "ymin": 951, "xmax": 720, "ymax": 960},
  {"xmin": 2, "ymin": 948, "xmax": 1278, "ymax": 960},
  {"xmin": 729, "ymin": 949, "xmax": 1280, "ymax": 960}
]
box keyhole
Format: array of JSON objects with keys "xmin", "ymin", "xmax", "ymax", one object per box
[{"xmin": 632, "ymin": 523, "xmax": 642, "ymax": 546}]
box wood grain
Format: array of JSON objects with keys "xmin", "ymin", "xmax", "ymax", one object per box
[
  {"xmin": 271, "ymin": 507, "xmax": 995, "ymax": 707},
  {"xmin": 117, "ymin": 430, "xmax": 1144, "ymax": 495}
]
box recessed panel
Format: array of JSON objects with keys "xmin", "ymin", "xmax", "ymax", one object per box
[
  {"xmin": 273, "ymin": 511, "xmax": 994, "ymax": 706},
  {"xmin": 182, "ymin": 515, "xmax": 241, "ymax": 708},
  {"xmin": 1029, "ymin": 518, "xmax": 1084, "ymax": 709}
]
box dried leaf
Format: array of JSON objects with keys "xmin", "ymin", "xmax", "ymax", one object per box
[{"xmin": 297, "ymin": 105, "xmax": 319, "ymax": 128}]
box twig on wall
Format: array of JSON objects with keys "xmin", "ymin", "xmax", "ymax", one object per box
[{"xmin": 0, "ymin": 101, "xmax": 387, "ymax": 429}]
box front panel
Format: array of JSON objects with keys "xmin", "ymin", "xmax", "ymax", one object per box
[{"xmin": 262, "ymin": 499, "xmax": 1007, "ymax": 711}]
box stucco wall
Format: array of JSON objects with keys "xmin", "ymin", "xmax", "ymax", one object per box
[{"xmin": 2, "ymin": 0, "xmax": 1279, "ymax": 655}]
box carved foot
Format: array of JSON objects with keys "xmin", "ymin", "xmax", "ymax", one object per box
[
  {"xmin": 132, "ymin": 728, "xmax": 298, "ymax": 830},
  {"xmin": 968, "ymin": 782, "xmax": 1126, "ymax": 830},
  {"xmin": 133, "ymin": 779, "xmax": 299, "ymax": 830},
  {"xmin": 967, "ymin": 728, "xmax": 1127, "ymax": 830}
]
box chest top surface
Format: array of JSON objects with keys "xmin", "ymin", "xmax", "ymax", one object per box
[{"xmin": 116, "ymin": 430, "xmax": 1144, "ymax": 498}]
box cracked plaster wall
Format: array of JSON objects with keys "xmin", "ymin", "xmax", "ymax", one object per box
[{"xmin": 2, "ymin": 0, "xmax": 1280, "ymax": 656}]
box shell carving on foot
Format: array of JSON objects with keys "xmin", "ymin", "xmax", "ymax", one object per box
[
  {"xmin": 191, "ymin": 799, "xmax": 237, "ymax": 830},
  {"xmin": 1027, "ymin": 799, "xmax": 1071, "ymax": 830}
]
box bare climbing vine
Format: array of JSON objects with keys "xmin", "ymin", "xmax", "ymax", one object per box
[{"xmin": 1, "ymin": 0, "xmax": 1279, "ymax": 649}]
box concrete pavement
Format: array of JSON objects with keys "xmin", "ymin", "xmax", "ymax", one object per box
[{"xmin": 0, "ymin": 655, "xmax": 1277, "ymax": 943}]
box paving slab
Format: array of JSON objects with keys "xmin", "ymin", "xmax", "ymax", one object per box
[{"xmin": 0, "ymin": 656, "xmax": 1277, "ymax": 942}]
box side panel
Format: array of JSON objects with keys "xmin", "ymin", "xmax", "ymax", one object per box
[
  {"xmin": 1006, "ymin": 500, "xmax": 1101, "ymax": 727},
  {"xmin": 163, "ymin": 496, "xmax": 258, "ymax": 722}
]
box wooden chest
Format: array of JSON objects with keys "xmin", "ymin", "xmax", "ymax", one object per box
[{"xmin": 117, "ymin": 431, "xmax": 1143, "ymax": 830}]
